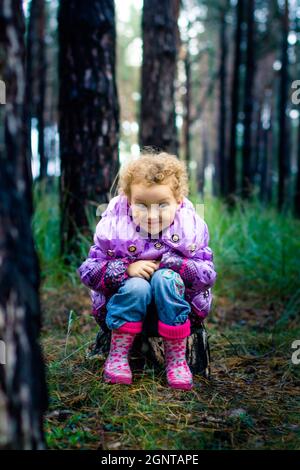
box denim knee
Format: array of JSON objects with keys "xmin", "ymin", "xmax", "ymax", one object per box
[
  {"xmin": 122, "ymin": 276, "xmax": 152, "ymax": 300},
  {"xmin": 105, "ymin": 276, "xmax": 152, "ymax": 330},
  {"xmin": 151, "ymin": 268, "xmax": 184, "ymax": 289},
  {"xmin": 150, "ymin": 268, "xmax": 190, "ymax": 325}
]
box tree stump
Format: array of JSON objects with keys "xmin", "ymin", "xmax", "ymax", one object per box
[{"xmin": 86, "ymin": 299, "xmax": 210, "ymax": 379}]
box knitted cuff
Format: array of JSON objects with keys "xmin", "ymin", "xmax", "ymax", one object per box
[
  {"xmin": 116, "ymin": 321, "xmax": 143, "ymax": 334},
  {"xmin": 158, "ymin": 318, "xmax": 191, "ymax": 339}
]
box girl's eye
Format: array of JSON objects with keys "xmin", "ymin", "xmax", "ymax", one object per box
[{"xmin": 134, "ymin": 203, "xmax": 168, "ymax": 209}]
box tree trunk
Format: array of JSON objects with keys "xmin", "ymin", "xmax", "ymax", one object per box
[
  {"xmin": 37, "ymin": 0, "xmax": 47, "ymax": 180},
  {"xmin": 259, "ymin": 91, "xmax": 273, "ymax": 205},
  {"xmin": 58, "ymin": 0, "xmax": 120, "ymax": 259},
  {"xmin": 183, "ymin": 47, "xmax": 191, "ymax": 180},
  {"xmin": 277, "ymin": 0, "xmax": 290, "ymax": 212},
  {"xmin": 294, "ymin": 17, "xmax": 300, "ymax": 217},
  {"xmin": 218, "ymin": 7, "xmax": 228, "ymax": 198},
  {"xmin": 0, "ymin": 0, "xmax": 48, "ymax": 449},
  {"xmin": 227, "ymin": 0, "xmax": 243, "ymax": 207},
  {"xmin": 139, "ymin": 0, "xmax": 180, "ymax": 154},
  {"xmin": 241, "ymin": 0, "xmax": 255, "ymax": 200}
]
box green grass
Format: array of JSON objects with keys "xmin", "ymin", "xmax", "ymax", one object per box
[
  {"xmin": 42, "ymin": 307, "xmax": 300, "ymax": 450},
  {"xmin": 190, "ymin": 192, "xmax": 300, "ymax": 308},
  {"xmin": 33, "ymin": 177, "xmax": 300, "ymax": 450}
]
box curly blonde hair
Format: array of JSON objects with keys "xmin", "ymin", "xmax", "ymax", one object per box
[{"xmin": 115, "ymin": 151, "xmax": 189, "ymax": 201}]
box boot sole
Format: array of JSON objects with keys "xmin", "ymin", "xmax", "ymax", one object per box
[
  {"xmin": 103, "ymin": 372, "xmax": 132, "ymax": 385},
  {"xmin": 168, "ymin": 382, "xmax": 193, "ymax": 391}
]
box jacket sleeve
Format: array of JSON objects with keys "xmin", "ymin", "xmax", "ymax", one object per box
[
  {"xmin": 159, "ymin": 215, "xmax": 217, "ymax": 295},
  {"xmin": 77, "ymin": 197, "xmax": 132, "ymax": 295},
  {"xmin": 77, "ymin": 245, "xmax": 131, "ymax": 296},
  {"xmin": 159, "ymin": 247, "xmax": 217, "ymax": 295}
]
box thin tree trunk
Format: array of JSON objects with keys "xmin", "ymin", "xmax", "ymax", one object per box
[
  {"xmin": 58, "ymin": 0, "xmax": 120, "ymax": 259},
  {"xmin": 218, "ymin": 7, "xmax": 228, "ymax": 198},
  {"xmin": 183, "ymin": 46, "xmax": 191, "ymax": 180},
  {"xmin": 0, "ymin": 0, "xmax": 48, "ymax": 449},
  {"xmin": 140, "ymin": 0, "xmax": 180, "ymax": 154},
  {"xmin": 199, "ymin": 123, "xmax": 208, "ymax": 198},
  {"xmin": 242, "ymin": 0, "xmax": 255, "ymax": 199},
  {"xmin": 227, "ymin": 0, "xmax": 243, "ymax": 207},
  {"xmin": 37, "ymin": 0, "xmax": 47, "ymax": 180},
  {"xmin": 25, "ymin": 0, "xmax": 35, "ymax": 178},
  {"xmin": 294, "ymin": 17, "xmax": 300, "ymax": 217},
  {"xmin": 277, "ymin": 0, "xmax": 290, "ymax": 212}
]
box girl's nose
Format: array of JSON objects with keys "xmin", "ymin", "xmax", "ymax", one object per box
[{"xmin": 148, "ymin": 205, "xmax": 160, "ymax": 220}]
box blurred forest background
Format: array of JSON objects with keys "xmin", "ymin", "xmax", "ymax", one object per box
[
  {"xmin": 22, "ymin": 0, "xmax": 300, "ymax": 229},
  {"xmin": 0, "ymin": 0, "xmax": 300, "ymax": 450}
]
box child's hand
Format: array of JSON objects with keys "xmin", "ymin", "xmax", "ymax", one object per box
[{"xmin": 127, "ymin": 260, "xmax": 160, "ymax": 281}]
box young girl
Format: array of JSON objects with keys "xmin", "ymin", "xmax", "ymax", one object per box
[{"xmin": 77, "ymin": 152, "xmax": 217, "ymax": 391}]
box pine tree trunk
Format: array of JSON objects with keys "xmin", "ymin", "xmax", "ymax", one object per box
[
  {"xmin": 227, "ymin": 0, "xmax": 243, "ymax": 207},
  {"xmin": 241, "ymin": 0, "xmax": 255, "ymax": 200},
  {"xmin": 294, "ymin": 18, "xmax": 300, "ymax": 217},
  {"xmin": 37, "ymin": 0, "xmax": 47, "ymax": 180},
  {"xmin": 139, "ymin": 0, "xmax": 180, "ymax": 154},
  {"xmin": 0, "ymin": 0, "xmax": 48, "ymax": 449},
  {"xmin": 277, "ymin": 0, "xmax": 290, "ymax": 212},
  {"xmin": 183, "ymin": 47, "xmax": 191, "ymax": 180},
  {"xmin": 58, "ymin": 0, "xmax": 120, "ymax": 258},
  {"xmin": 218, "ymin": 8, "xmax": 228, "ymax": 198}
]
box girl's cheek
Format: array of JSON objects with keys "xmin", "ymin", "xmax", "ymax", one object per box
[{"xmin": 162, "ymin": 209, "xmax": 175, "ymax": 224}]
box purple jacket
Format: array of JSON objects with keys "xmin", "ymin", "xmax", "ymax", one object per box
[{"xmin": 77, "ymin": 194, "xmax": 217, "ymax": 326}]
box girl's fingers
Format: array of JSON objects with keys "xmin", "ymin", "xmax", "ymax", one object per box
[
  {"xmin": 147, "ymin": 261, "xmax": 159, "ymax": 269},
  {"xmin": 140, "ymin": 270, "xmax": 150, "ymax": 280},
  {"xmin": 142, "ymin": 266, "xmax": 154, "ymax": 276},
  {"xmin": 144, "ymin": 264, "xmax": 154, "ymax": 272}
]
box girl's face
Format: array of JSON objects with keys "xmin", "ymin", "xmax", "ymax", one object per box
[{"xmin": 128, "ymin": 182, "xmax": 182, "ymax": 236}]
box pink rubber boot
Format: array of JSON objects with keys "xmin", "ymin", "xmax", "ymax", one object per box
[
  {"xmin": 103, "ymin": 321, "xmax": 143, "ymax": 385},
  {"xmin": 158, "ymin": 319, "xmax": 193, "ymax": 391}
]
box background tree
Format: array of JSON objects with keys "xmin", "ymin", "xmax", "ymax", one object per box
[
  {"xmin": 0, "ymin": 0, "xmax": 48, "ymax": 449},
  {"xmin": 277, "ymin": 0, "xmax": 290, "ymax": 212},
  {"xmin": 58, "ymin": 0, "xmax": 120, "ymax": 259},
  {"xmin": 227, "ymin": 0, "xmax": 243, "ymax": 207},
  {"xmin": 241, "ymin": 0, "xmax": 255, "ymax": 199},
  {"xmin": 139, "ymin": 0, "xmax": 180, "ymax": 154},
  {"xmin": 25, "ymin": 0, "xmax": 47, "ymax": 182}
]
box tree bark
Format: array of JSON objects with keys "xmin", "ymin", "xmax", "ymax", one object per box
[
  {"xmin": 277, "ymin": 0, "xmax": 290, "ymax": 212},
  {"xmin": 183, "ymin": 46, "xmax": 191, "ymax": 180},
  {"xmin": 294, "ymin": 18, "xmax": 300, "ymax": 217},
  {"xmin": 227, "ymin": 0, "xmax": 243, "ymax": 207},
  {"xmin": 140, "ymin": 0, "xmax": 180, "ymax": 154},
  {"xmin": 58, "ymin": 0, "xmax": 120, "ymax": 259},
  {"xmin": 218, "ymin": 6, "xmax": 229, "ymax": 198},
  {"xmin": 37, "ymin": 0, "xmax": 47, "ymax": 180},
  {"xmin": 0, "ymin": 0, "xmax": 48, "ymax": 449},
  {"xmin": 241, "ymin": 0, "xmax": 255, "ymax": 200}
]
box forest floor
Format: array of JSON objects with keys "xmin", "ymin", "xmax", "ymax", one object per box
[{"xmin": 41, "ymin": 281, "xmax": 300, "ymax": 450}]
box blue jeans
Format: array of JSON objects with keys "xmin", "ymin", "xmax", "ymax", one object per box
[{"xmin": 105, "ymin": 268, "xmax": 191, "ymax": 330}]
